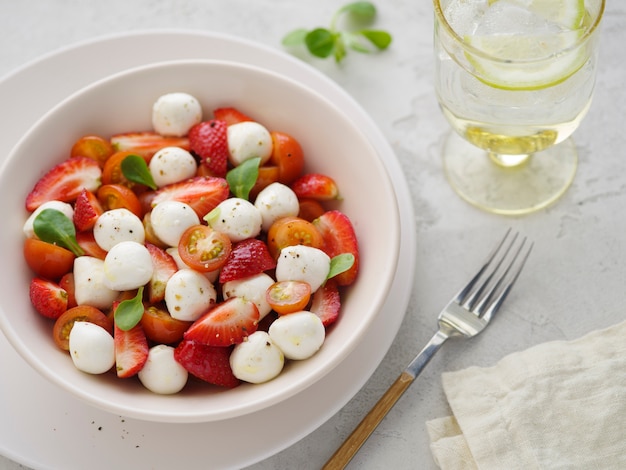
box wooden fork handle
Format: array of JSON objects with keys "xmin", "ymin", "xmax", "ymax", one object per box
[{"xmin": 322, "ymin": 371, "xmax": 415, "ymax": 470}]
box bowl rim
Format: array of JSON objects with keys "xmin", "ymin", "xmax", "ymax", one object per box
[{"xmin": 0, "ymin": 58, "xmax": 401, "ymax": 422}]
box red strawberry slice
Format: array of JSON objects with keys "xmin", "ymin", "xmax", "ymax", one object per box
[
  {"xmin": 114, "ymin": 323, "xmax": 149, "ymax": 378},
  {"xmin": 313, "ymin": 210, "xmax": 359, "ymax": 286},
  {"xmin": 110, "ymin": 131, "xmax": 190, "ymax": 160},
  {"xmin": 148, "ymin": 176, "xmax": 230, "ymax": 218},
  {"xmin": 213, "ymin": 107, "xmax": 253, "ymax": 126},
  {"xmin": 219, "ymin": 238, "xmax": 277, "ymax": 284},
  {"xmin": 73, "ymin": 188, "xmax": 104, "ymax": 231},
  {"xmin": 309, "ymin": 279, "xmax": 341, "ymax": 327},
  {"xmin": 290, "ymin": 173, "xmax": 339, "ymax": 201},
  {"xmin": 145, "ymin": 243, "xmax": 178, "ymax": 303},
  {"xmin": 75, "ymin": 231, "xmax": 107, "ymax": 260},
  {"xmin": 184, "ymin": 297, "xmax": 259, "ymax": 347},
  {"xmin": 25, "ymin": 156, "xmax": 102, "ymax": 211},
  {"xmin": 29, "ymin": 278, "xmax": 68, "ymax": 319},
  {"xmin": 174, "ymin": 339, "xmax": 240, "ymax": 388},
  {"xmin": 188, "ymin": 120, "xmax": 229, "ymax": 177}
]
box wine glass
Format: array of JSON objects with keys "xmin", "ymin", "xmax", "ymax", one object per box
[{"xmin": 433, "ymin": 0, "xmax": 605, "ymax": 215}]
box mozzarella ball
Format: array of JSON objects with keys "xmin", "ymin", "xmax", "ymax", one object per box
[
  {"xmin": 268, "ymin": 311, "xmax": 325, "ymax": 360},
  {"xmin": 165, "ymin": 268, "xmax": 216, "ymax": 321},
  {"xmin": 151, "ymin": 200, "xmax": 200, "ymax": 247},
  {"xmin": 103, "ymin": 241, "xmax": 154, "ymax": 291},
  {"xmin": 222, "ymin": 273, "xmax": 274, "ymax": 320},
  {"xmin": 138, "ymin": 344, "xmax": 188, "ymax": 394},
  {"xmin": 230, "ymin": 331, "xmax": 284, "ymax": 384},
  {"xmin": 93, "ymin": 208, "xmax": 145, "ymax": 251},
  {"xmin": 227, "ymin": 121, "xmax": 272, "ymax": 166},
  {"xmin": 23, "ymin": 200, "xmax": 74, "ymax": 239},
  {"xmin": 275, "ymin": 245, "xmax": 331, "ymax": 292},
  {"xmin": 149, "ymin": 147, "xmax": 197, "ymax": 187},
  {"xmin": 73, "ymin": 256, "xmax": 118, "ymax": 309},
  {"xmin": 206, "ymin": 198, "xmax": 262, "ymax": 242},
  {"xmin": 165, "ymin": 247, "xmax": 219, "ymax": 283},
  {"xmin": 152, "ymin": 92, "xmax": 202, "ymax": 137},
  {"xmin": 69, "ymin": 322, "xmax": 115, "ymax": 374},
  {"xmin": 254, "ymin": 182, "xmax": 300, "ymax": 232}
]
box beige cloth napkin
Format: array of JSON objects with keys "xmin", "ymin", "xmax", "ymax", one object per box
[{"xmin": 426, "ymin": 320, "xmax": 626, "ymax": 469}]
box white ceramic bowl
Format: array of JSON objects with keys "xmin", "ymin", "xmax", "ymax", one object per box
[{"xmin": 0, "ymin": 59, "xmax": 400, "ymax": 423}]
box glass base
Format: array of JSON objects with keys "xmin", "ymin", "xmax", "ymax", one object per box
[{"xmin": 441, "ymin": 131, "xmax": 578, "ymax": 215}]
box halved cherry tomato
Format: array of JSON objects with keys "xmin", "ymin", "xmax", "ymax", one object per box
[
  {"xmin": 143, "ymin": 212, "xmax": 167, "ymax": 248},
  {"xmin": 266, "ymin": 280, "xmax": 312, "ymax": 314},
  {"xmin": 58, "ymin": 272, "xmax": 77, "ymax": 309},
  {"xmin": 102, "ymin": 151, "xmax": 148, "ymax": 192},
  {"xmin": 23, "ymin": 238, "xmax": 75, "ymax": 280},
  {"xmin": 141, "ymin": 304, "xmax": 192, "ymax": 344},
  {"xmin": 298, "ymin": 198, "xmax": 326, "ymax": 222},
  {"xmin": 97, "ymin": 183, "xmax": 142, "ymax": 217},
  {"xmin": 250, "ymin": 165, "xmax": 279, "ymax": 199},
  {"xmin": 269, "ymin": 131, "xmax": 305, "ymax": 185},
  {"xmin": 70, "ymin": 135, "xmax": 114, "ymax": 167},
  {"xmin": 267, "ymin": 216, "xmax": 325, "ymax": 259},
  {"xmin": 76, "ymin": 231, "xmax": 108, "ymax": 260},
  {"xmin": 52, "ymin": 305, "xmax": 113, "ymax": 351},
  {"xmin": 178, "ymin": 225, "xmax": 232, "ymax": 272}
]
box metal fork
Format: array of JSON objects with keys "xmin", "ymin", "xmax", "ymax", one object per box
[{"xmin": 322, "ymin": 229, "xmax": 533, "ymax": 469}]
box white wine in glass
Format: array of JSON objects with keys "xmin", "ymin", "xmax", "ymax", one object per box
[{"xmin": 433, "ymin": 0, "xmax": 605, "ymax": 215}]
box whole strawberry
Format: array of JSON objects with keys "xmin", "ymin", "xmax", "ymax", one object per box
[{"xmin": 188, "ymin": 120, "xmax": 229, "ymax": 177}]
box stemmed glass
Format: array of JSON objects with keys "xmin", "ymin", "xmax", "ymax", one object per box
[{"xmin": 433, "ymin": 0, "xmax": 605, "ymax": 215}]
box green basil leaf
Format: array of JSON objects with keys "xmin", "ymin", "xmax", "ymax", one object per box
[
  {"xmin": 33, "ymin": 208, "xmax": 84, "ymax": 257},
  {"xmin": 226, "ymin": 157, "xmax": 261, "ymax": 200},
  {"xmin": 339, "ymin": 1, "xmax": 377, "ymax": 20},
  {"xmin": 114, "ymin": 286, "xmax": 145, "ymax": 331},
  {"xmin": 121, "ymin": 154, "xmax": 157, "ymax": 190},
  {"xmin": 305, "ymin": 28, "xmax": 336, "ymax": 58},
  {"xmin": 328, "ymin": 253, "xmax": 355, "ymax": 279},
  {"xmin": 360, "ymin": 30, "xmax": 392, "ymax": 50},
  {"xmin": 282, "ymin": 28, "xmax": 309, "ymax": 46},
  {"xmin": 203, "ymin": 206, "xmax": 221, "ymax": 226}
]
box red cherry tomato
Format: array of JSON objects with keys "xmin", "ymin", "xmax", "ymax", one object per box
[
  {"xmin": 102, "ymin": 151, "xmax": 148, "ymax": 193},
  {"xmin": 70, "ymin": 135, "xmax": 114, "ymax": 167},
  {"xmin": 298, "ymin": 198, "xmax": 326, "ymax": 222},
  {"xmin": 52, "ymin": 305, "xmax": 113, "ymax": 351},
  {"xmin": 23, "ymin": 238, "xmax": 75, "ymax": 280},
  {"xmin": 178, "ymin": 225, "xmax": 232, "ymax": 272},
  {"xmin": 269, "ymin": 131, "xmax": 305, "ymax": 185},
  {"xmin": 266, "ymin": 281, "xmax": 312, "ymax": 314},
  {"xmin": 250, "ymin": 165, "xmax": 279, "ymax": 200},
  {"xmin": 266, "ymin": 216, "xmax": 325, "ymax": 259},
  {"xmin": 97, "ymin": 183, "xmax": 142, "ymax": 217},
  {"xmin": 58, "ymin": 272, "xmax": 77, "ymax": 309},
  {"xmin": 141, "ymin": 305, "xmax": 193, "ymax": 344}
]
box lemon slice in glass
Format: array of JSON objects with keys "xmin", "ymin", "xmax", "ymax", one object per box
[{"xmin": 488, "ymin": 0, "xmax": 585, "ymax": 29}]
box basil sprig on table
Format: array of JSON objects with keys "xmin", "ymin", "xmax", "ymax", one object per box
[
  {"xmin": 282, "ymin": 2, "xmax": 392, "ymax": 63},
  {"xmin": 33, "ymin": 208, "xmax": 84, "ymax": 256}
]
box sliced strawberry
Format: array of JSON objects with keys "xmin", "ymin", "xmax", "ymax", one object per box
[
  {"xmin": 212, "ymin": 107, "xmax": 253, "ymax": 126},
  {"xmin": 114, "ymin": 323, "xmax": 149, "ymax": 378},
  {"xmin": 148, "ymin": 176, "xmax": 230, "ymax": 218},
  {"xmin": 174, "ymin": 339, "xmax": 240, "ymax": 388},
  {"xmin": 313, "ymin": 210, "xmax": 359, "ymax": 286},
  {"xmin": 184, "ymin": 297, "xmax": 259, "ymax": 347},
  {"xmin": 145, "ymin": 243, "xmax": 178, "ymax": 304},
  {"xmin": 290, "ymin": 173, "xmax": 339, "ymax": 201},
  {"xmin": 188, "ymin": 120, "xmax": 229, "ymax": 177},
  {"xmin": 309, "ymin": 279, "xmax": 341, "ymax": 327},
  {"xmin": 76, "ymin": 231, "xmax": 108, "ymax": 260},
  {"xmin": 29, "ymin": 278, "xmax": 68, "ymax": 319},
  {"xmin": 110, "ymin": 131, "xmax": 190, "ymax": 160},
  {"xmin": 25, "ymin": 157, "xmax": 102, "ymax": 211},
  {"xmin": 73, "ymin": 188, "xmax": 104, "ymax": 231},
  {"xmin": 219, "ymin": 238, "xmax": 276, "ymax": 284}
]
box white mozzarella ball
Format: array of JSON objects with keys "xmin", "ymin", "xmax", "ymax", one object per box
[
  {"xmin": 150, "ymin": 200, "xmax": 200, "ymax": 247},
  {"xmin": 152, "ymin": 92, "xmax": 202, "ymax": 137},
  {"xmin": 229, "ymin": 331, "xmax": 284, "ymax": 384},
  {"xmin": 275, "ymin": 245, "xmax": 331, "ymax": 293},
  {"xmin": 165, "ymin": 268, "xmax": 216, "ymax": 321},
  {"xmin": 268, "ymin": 311, "xmax": 325, "ymax": 360},
  {"xmin": 254, "ymin": 182, "xmax": 300, "ymax": 232},
  {"xmin": 23, "ymin": 201, "xmax": 74, "ymax": 239},
  {"xmin": 222, "ymin": 273, "xmax": 274, "ymax": 320},
  {"xmin": 206, "ymin": 198, "xmax": 262, "ymax": 242},
  {"xmin": 103, "ymin": 241, "xmax": 154, "ymax": 291},
  {"xmin": 93, "ymin": 208, "xmax": 145, "ymax": 251},
  {"xmin": 227, "ymin": 121, "xmax": 272, "ymax": 166},
  {"xmin": 73, "ymin": 256, "xmax": 118, "ymax": 309},
  {"xmin": 165, "ymin": 247, "xmax": 219, "ymax": 283},
  {"xmin": 138, "ymin": 344, "xmax": 188, "ymax": 394},
  {"xmin": 69, "ymin": 322, "xmax": 115, "ymax": 374},
  {"xmin": 149, "ymin": 147, "xmax": 197, "ymax": 187}
]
